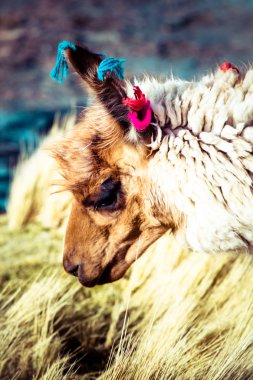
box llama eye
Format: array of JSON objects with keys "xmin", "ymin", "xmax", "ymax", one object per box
[
  {"xmin": 83, "ymin": 178, "xmax": 122, "ymax": 212},
  {"xmin": 93, "ymin": 192, "xmax": 117, "ymax": 211},
  {"xmin": 94, "ymin": 179, "xmax": 121, "ymax": 211}
]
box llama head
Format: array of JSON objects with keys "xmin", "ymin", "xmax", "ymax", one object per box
[{"xmin": 52, "ymin": 45, "xmax": 178, "ymax": 287}]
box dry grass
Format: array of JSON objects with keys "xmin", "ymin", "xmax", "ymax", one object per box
[
  {"xmin": 7, "ymin": 113, "xmax": 74, "ymax": 230},
  {"xmin": 2, "ymin": 114, "xmax": 253, "ymax": 379}
]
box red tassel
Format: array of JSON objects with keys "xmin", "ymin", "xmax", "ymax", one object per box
[
  {"xmin": 219, "ymin": 62, "xmax": 239, "ymax": 74},
  {"xmin": 122, "ymin": 86, "xmax": 146, "ymax": 111}
]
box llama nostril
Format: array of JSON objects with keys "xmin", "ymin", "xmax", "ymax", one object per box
[
  {"xmin": 69, "ymin": 265, "xmax": 79, "ymax": 277},
  {"xmin": 63, "ymin": 258, "xmax": 79, "ymax": 277}
]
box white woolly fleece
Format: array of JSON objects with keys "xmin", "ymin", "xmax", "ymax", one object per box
[{"xmin": 127, "ymin": 67, "xmax": 253, "ymax": 254}]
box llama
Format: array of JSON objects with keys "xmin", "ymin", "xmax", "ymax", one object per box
[{"xmin": 52, "ymin": 44, "xmax": 253, "ymax": 287}]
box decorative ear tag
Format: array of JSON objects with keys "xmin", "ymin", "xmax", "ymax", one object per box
[
  {"xmin": 50, "ymin": 40, "xmax": 76, "ymax": 84},
  {"xmin": 50, "ymin": 41, "xmax": 125, "ymax": 84},
  {"xmin": 97, "ymin": 57, "xmax": 126, "ymax": 81},
  {"xmin": 219, "ymin": 61, "xmax": 239, "ymax": 74},
  {"xmin": 122, "ymin": 86, "xmax": 152, "ymax": 131}
]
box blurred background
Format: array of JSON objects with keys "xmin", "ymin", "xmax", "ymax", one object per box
[{"xmin": 1, "ymin": 0, "xmax": 253, "ymax": 213}]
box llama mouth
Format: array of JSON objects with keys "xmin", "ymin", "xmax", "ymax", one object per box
[
  {"xmin": 98, "ymin": 261, "xmax": 129, "ymax": 285},
  {"xmin": 78, "ymin": 278, "xmax": 99, "ymax": 288},
  {"xmin": 78, "ymin": 246, "xmax": 132, "ymax": 287},
  {"xmin": 77, "ymin": 264, "xmax": 114, "ymax": 287},
  {"xmin": 78, "ymin": 262, "xmax": 129, "ymax": 287}
]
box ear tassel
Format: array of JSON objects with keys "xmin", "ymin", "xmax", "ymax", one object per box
[
  {"xmin": 50, "ymin": 40, "xmax": 76, "ymax": 84},
  {"xmin": 122, "ymin": 86, "xmax": 146, "ymax": 111},
  {"xmin": 219, "ymin": 61, "xmax": 239, "ymax": 74},
  {"xmin": 97, "ymin": 57, "xmax": 126, "ymax": 81},
  {"xmin": 50, "ymin": 41, "xmax": 126, "ymax": 84},
  {"xmin": 122, "ymin": 86, "xmax": 152, "ymax": 131}
]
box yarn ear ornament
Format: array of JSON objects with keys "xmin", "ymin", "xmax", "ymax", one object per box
[
  {"xmin": 50, "ymin": 40, "xmax": 77, "ymax": 84},
  {"xmin": 122, "ymin": 86, "xmax": 152, "ymax": 131},
  {"xmin": 219, "ymin": 61, "xmax": 239, "ymax": 74},
  {"xmin": 50, "ymin": 40, "xmax": 126, "ymax": 84},
  {"xmin": 97, "ymin": 57, "xmax": 126, "ymax": 81}
]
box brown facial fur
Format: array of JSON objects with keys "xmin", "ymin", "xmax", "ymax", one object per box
[{"xmin": 52, "ymin": 106, "xmax": 169, "ymax": 286}]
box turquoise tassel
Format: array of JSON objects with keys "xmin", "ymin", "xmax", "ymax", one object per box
[
  {"xmin": 50, "ymin": 40, "xmax": 76, "ymax": 84},
  {"xmin": 97, "ymin": 57, "xmax": 126, "ymax": 81}
]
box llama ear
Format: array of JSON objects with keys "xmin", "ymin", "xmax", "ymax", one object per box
[
  {"xmin": 65, "ymin": 45, "xmax": 102, "ymax": 84},
  {"xmin": 65, "ymin": 45, "xmax": 130, "ymax": 130}
]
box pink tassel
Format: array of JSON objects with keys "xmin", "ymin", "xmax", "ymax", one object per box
[{"xmin": 128, "ymin": 101, "xmax": 152, "ymax": 131}]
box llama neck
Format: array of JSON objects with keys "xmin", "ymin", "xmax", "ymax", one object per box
[{"xmin": 143, "ymin": 68, "xmax": 253, "ymax": 253}]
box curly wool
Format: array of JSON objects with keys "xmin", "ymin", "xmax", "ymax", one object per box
[{"xmin": 127, "ymin": 67, "xmax": 253, "ymax": 253}]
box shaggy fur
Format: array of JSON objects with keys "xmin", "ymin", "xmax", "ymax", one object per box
[{"xmin": 131, "ymin": 67, "xmax": 253, "ymax": 253}]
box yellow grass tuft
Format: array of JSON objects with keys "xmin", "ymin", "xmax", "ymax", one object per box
[
  {"xmin": 7, "ymin": 113, "xmax": 75, "ymax": 230},
  {"xmin": 2, "ymin": 114, "xmax": 253, "ymax": 379}
]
